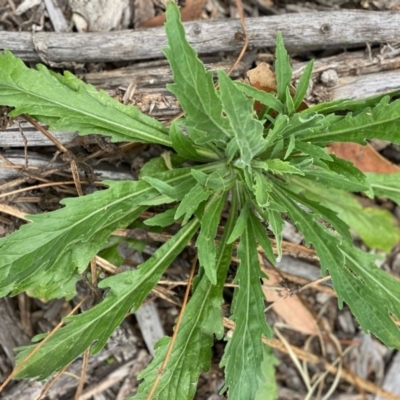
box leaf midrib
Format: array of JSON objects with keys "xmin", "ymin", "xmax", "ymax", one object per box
[{"xmin": 3, "ymin": 80, "xmax": 173, "ymax": 146}]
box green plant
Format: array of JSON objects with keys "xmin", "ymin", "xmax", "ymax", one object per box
[{"xmin": 1, "ymin": 1, "xmax": 400, "ymax": 398}]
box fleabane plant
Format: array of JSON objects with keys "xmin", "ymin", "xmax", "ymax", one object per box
[{"xmin": 1, "ymin": 2, "xmax": 400, "ymax": 399}]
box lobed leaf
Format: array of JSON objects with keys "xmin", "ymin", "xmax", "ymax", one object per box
[
  {"xmin": 275, "ymin": 32, "xmax": 292, "ymax": 106},
  {"xmin": 271, "ymin": 184, "xmax": 345, "ymax": 276},
  {"xmin": 0, "ymin": 180, "xmax": 155, "ymax": 300},
  {"xmin": 221, "ymin": 217, "xmax": 273, "ymax": 399},
  {"xmin": 293, "ymin": 60, "xmax": 313, "ymax": 109},
  {"xmin": 332, "ymin": 244, "xmax": 400, "ymax": 348},
  {"xmin": 133, "ymin": 191, "xmax": 238, "ymax": 400},
  {"xmin": 218, "ymin": 70, "xmax": 266, "ymax": 167},
  {"xmin": 234, "ymin": 81, "xmax": 284, "ymax": 113},
  {"xmin": 294, "ymin": 179, "xmax": 400, "ymax": 253},
  {"xmin": 305, "ymin": 88, "xmax": 400, "ymax": 114},
  {"xmin": 164, "ymin": 2, "xmax": 233, "ymax": 144},
  {"xmin": 366, "ymin": 172, "xmax": 400, "ymax": 205},
  {"xmin": 304, "ymin": 97, "xmax": 400, "ymax": 145},
  {"xmin": 170, "ymin": 121, "xmax": 219, "ymax": 162},
  {"xmin": 196, "ymin": 192, "xmax": 227, "ymax": 284},
  {"xmin": 14, "ymin": 219, "xmax": 200, "ymax": 379},
  {"xmin": 255, "ymin": 346, "xmax": 279, "ymax": 400},
  {"xmin": 0, "ymin": 51, "xmax": 170, "ymax": 146},
  {"xmin": 255, "ymin": 159, "xmax": 304, "ymax": 176},
  {"xmin": 264, "ymin": 209, "xmax": 284, "ymax": 260},
  {"xmin": 175, "ymin": 183, "xmax": 211, "ymax": 225}
]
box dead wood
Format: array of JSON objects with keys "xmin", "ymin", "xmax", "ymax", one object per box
[
  {"xmin": 1, "ymin": 47, "xmax": 400, "ymax": 148},
  {"xmin": 1, "ymin": 11, "xmax": 399, "ymax": 64}
]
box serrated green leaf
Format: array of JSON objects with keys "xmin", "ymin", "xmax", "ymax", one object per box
[
  {"xmin": 249, "ymin": 212, "xmax": 275, "ymax": 264},
  {"xmin": 175, "ymin": 182, "xmax": 211, "ymax": 224},
  {"xmin": 284, "ymin": 134, "xmax": 296, "ymax": 159},
  {"xmin": 98, "ymin": 236, "xmax": 145, "ymax": 266},
  {"xmin": 164, "ymin": 2, "xmax": 233, "ymax": 144},
  {"xmin": 275, "ymin": 32, "xmax": 292, "ymax": 105},
  {"xmin": 221, "ymin": 218, "xmax": 273, "ymax": 399},
  {"xmin": 139, "ymin": 157, "xmax": 170, "ymax": 178},
  {"xmin": 218, "ymin": 70, "xmax": 266, "ymax": 167},
  {"xmin": 142, "ymin": 176, "xmax": 192, "ymax": 201},
  {"xmin": 255, "ymin": 159, "xmax": 304, "ymax": 176},
  {"xmin": 303, "ymin": 167, "xmax": 369, "ymax": 192},
  {"xmin": 0, "ymin": 180, "xmax": 156, "ymax": 300},
  {"xmin": 272, "ymin": 184, "xmax": 344, "ymax": 275},
  {"xmin": 295, "ymin": 141, "xmax": 333, "ymax": 161},
  {"xmin": 255, "ymin": 345, "xmax": 279, "ymax": 400},
  {"xmin": 325, "ymin": 155, "xmax": 369, "ymax": 186},
  {"xmin": 253, "ymin": 170, "xmax": 273, "ymax": 207},
  {"xmin": 196, "ymin": 192, "xmax": 227, "ymax": 284},
  {"xmin": 285, "ymin": 86, "xmax": 295, "ymax": 114},
  {"xmin": 228, "ymin": 202, "xmax": 250, "ymax": 244},
  {"xmin": 233, "ymin": 81, "xmax": 284, "ymax": 113},
  {"xmin": 205, "ymin": 170, "xmax": 233, "ymax": 191},
  {"xmin": 366, "ymin": 172, "xmax": 400, "ymax": 205},
  {"xmin": 281, "ymin": 112, "xmax": 326, "ymax": 139},
  {"xmin": 0, "ymin": 51, "xmax": 170, "ymax": 146},
  {"xmin": 305, "ymin": 88, "xmax": 400, "ymax": 114},
  {"xmin": 265, "ymin": 209, "xmax": 284, "ymax": 260},
  {"xmin": 332, "ymin": 244, "xmax": 400, "ymax": 348},
  {"xmin": 0, "ymin": 164, "xmax": 206, "ymax": 300},
  {"xmin": 293, "ymin": 60, "xmax": 314, "ymax": 109},
  {"xmin": 14, "ymin": 218, "xmax": 200, "ymax": 379},
  {"xmin": 263, "ymin": 115, "xmax": 289, "ymax": 153},
  {"xmin": 273, "ymin": 186, "xmax": 400, "ymax": 349},
  {"xmin": 170, "ymin": 121, "xmax": 219, "ymax": 162},
  {"xmin": 293, "ymin": 179, "xmax": 400, "ymax": 253},
  {"xmin": 134, "ymin": 189, "xmax": 238, "ymax": 400},
  {"xmin": 144, "ymin": 206, "xmax": 178, "ymax": 227},
  {"xmin": 304, "ymin": 97, "xmax": 400, "ymax": 145},
  {"xmin": 284, "ymin": 184, "xmax": 352, "ymax": 243}
]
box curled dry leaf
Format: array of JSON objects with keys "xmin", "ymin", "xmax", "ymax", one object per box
[{"xmin": 329, "ymin": 142, "xmax": 400, "ymax": 174}]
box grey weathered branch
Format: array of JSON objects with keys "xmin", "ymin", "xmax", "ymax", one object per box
[
  {"xmin": 1, "ymin": 11, "xmax": 399, "ymax": 64},
  {"xmin": 2, "ymin": 46, "xmax": 400, "ymax": 148}
]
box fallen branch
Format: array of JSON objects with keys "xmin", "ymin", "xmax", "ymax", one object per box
[{"xmin": 1, "ymin": 11, "xmax": 399, "ymax": 64}]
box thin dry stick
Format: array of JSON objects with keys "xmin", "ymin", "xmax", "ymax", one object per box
[
  {"xmin": 94, "ymin": 255, "xmax": 123, "ymax": 274},
  {"xmin": 22, "ymin": 114, "xmax": 68, "ymax": 152},
  {"xmin": 224, "ymin": 318, "xmax": 400, "ymax": 400},
  {"xmin": 146, "ymin": 254, "xmax": 198, "ymax": 399},
  {"xmin": 226, "ymin": 0, "xmax": 249, "ymax": 76},
  {"xmin": 166, "ymin": 0, "xmax": 248, "ymax": 126},
  {"xmin": 255, "ymin": 330, "xmax": 400, "ymax": 400},
  {"xmin": 0, "ymin": 295, "xmax": 89, "ymax": 393},
  {"xmin": 0, "ymin": 180, "xmax": 103, "ymax": 199},
  {"xmin": 36, "ymin": 363, "xmax": 73, "ymax": 400},
  {"xmin": 90, "ymin": 257, "xmax": 98, "ymax": 287},
  {"xmin": 0, "ymin": 203, "xmax": 31, "ymax": 221},
  {"xmin": 75, "ymin": 348, "xmax": 90, "ymax": 399},
  {"xmin": 22, "ymin": 114, "xmax": 84, "ymax": 196},
  {"xmin": 263, "ymin": 275, "xmax": 333, "ymax": 313},
  {"xmin": 74, "ymin": 231, "xmax": 100, "ymax": 397},
  {"xmin": 274, "ymin": 325, "xmax": 312, "ymax": 391}
]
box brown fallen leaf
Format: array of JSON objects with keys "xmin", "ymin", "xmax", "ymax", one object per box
[
  {"xmin": 247, "ymin": 62, "xmax": 308, "ymax": 113},
  {"xmin": 261, "ymin": 265, "xmax": 320, "ymax": 335},
  {"xmin": 247, "ymin": 64, "xmax": 399, "ymax": 174},
  {"xmin": 139, "ymin": 0, "xmax": 206, "ymax": 28},
  {"xmin": 329, "ymin": 142, "xmax": 400, "ymax": 174}
]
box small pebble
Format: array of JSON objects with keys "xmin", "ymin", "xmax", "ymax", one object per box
[{"xmin": 320, "ymin": 69, "xmax": 338, "ymax": 87}]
